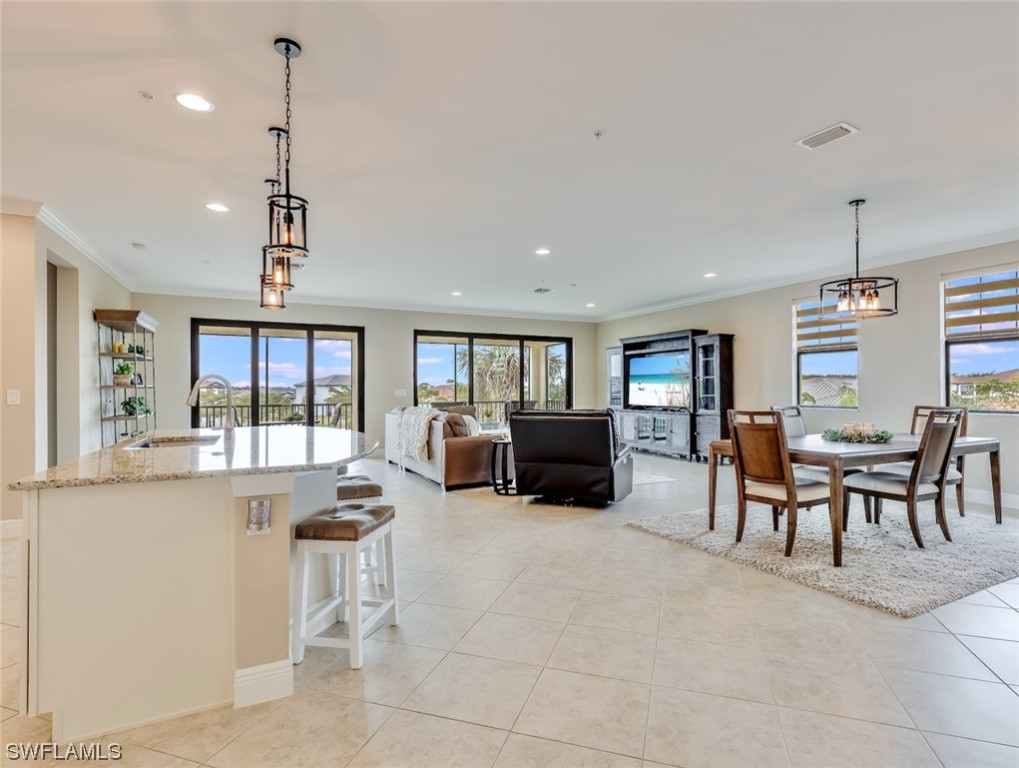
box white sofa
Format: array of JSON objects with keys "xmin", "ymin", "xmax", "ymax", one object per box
[{"xmin": 384, "ymin": 411, "xmax": 500, "ymax": 490}]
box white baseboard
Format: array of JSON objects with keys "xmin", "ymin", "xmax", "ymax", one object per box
[
  {"xmin": 233, "ymin": 659, "xmax": 293, "ymax": 709},
  {"xmin": 964, "ymin": 487, "xmax": 1019, "ymax": 513},
  {"xmin": 0, "ymin": 518, "xmax": 23, "ymax": 539}
]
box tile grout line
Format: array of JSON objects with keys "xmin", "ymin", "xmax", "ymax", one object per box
[{"xmin": 640, "ymin": 566, "xmax": 667, "ymax": 763}]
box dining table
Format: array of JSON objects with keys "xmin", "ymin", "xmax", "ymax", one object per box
[{"xmin": 707, "ymin": 433, "xmax": 1003, "ymax": 567}]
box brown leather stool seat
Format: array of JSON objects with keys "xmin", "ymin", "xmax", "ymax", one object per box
[
  {"xmin": 296, "ymin": 503, "xmax": 395, "ymax": 542},
  {"xmin": 336, "ymin": 474, "xmax": 384, "ymax": 501}
]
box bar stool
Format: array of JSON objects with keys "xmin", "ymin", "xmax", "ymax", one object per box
[
  {"xmin": 335, "ymin": 474, "xmax": 386, "ymax": 583},
  {"xmin": 336, "ymin": 474, "xmax": 384, "ymax": 501},
  {"xmin": 292, "ymin": 503, "xmax": 398, "ymax": 669}
]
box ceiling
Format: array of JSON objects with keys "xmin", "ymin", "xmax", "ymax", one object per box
[{"xmin": 3, "ymin": 2, "xmax": 1017, "ymax": 320}]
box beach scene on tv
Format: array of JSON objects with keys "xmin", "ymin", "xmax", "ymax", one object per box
[{"xmin": 628, "ymin": 352, "xmax": 692, "ymax": 407}]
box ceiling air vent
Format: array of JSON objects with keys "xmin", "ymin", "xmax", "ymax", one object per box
[
  {"xmin": 533, "ymin": 287, "xmax": 553, "ymax": 295},
  {"xmin": 796, "ymin": 122, "xmax": 859, "ymax": 150}
]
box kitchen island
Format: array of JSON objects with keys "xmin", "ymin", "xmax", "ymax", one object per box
[{"xmin": 10, "ymin": 426, "xmax": 369, "ymax": 742}]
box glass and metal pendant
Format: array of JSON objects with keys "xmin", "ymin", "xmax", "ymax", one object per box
[
  {"xmin": 266, "ymin": 38, "xmax": 308, "ymax": 260},
  {"xmin": 260, "ymin": 37, "xmax": 306, "ymax": 309},
  {"xmin": 819, "ymin": 199, "xmax": 899, "ymax": 319}
]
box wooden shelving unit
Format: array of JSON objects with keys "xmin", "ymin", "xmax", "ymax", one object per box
[{"xmin": 95, "ymin": 309, "xmax": 159, "ymax": 447}]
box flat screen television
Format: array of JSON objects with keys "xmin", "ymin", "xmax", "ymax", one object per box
[{"xmin": 626, "ymin": 351, "xmax": 692, "ymax": 408}]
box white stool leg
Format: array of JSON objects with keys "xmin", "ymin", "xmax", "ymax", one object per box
[
  {"xmin": 293, "ymin": 541, "xmax": 311, "ymax": 664},
  {"xmin": 328, "ymin": 553, "xmax": 342, "ymax": 622},
  {"xmin": 337, "ymin": 553, "xmax": 349, "ymax": 622},
  {"xmin": 383, "ymin": 526, "xmax": 398, "ymax": 625},
  {"xmin": 376, "ymin": 540, "xmax": 387, "ymax": 588},
  {"xmin": 346, "ymin": 544, "xmax": 363, "ymax": 669}
]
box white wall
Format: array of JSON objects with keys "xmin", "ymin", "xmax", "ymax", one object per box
[
  {"xmin": 37, "ymin": 223, "xmax": 133, "ymax": 457},
  {"xmin": 0, "ymin": 211, "xmax": 131, "ymax": 521},
  {"xmin": 598, "ymin": 241, "xmax": 1019, "ymax": 505},
  {"xmin": 131, "ymin": 293, "xmax": 599, "ymax": 451}
]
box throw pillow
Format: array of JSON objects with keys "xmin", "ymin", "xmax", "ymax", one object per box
[
  {"xmin": 442, "ymin": 413, "xmax": 470, "ymax": 437},
  {"xmin": 462, "ymin": 414, "xmax": 482, "ymax": 436}
]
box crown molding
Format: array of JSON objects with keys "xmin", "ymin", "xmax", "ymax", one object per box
[
  {"xmin": 36, "ymin": 206, "xmax": 135, "ymax": 291},
  {"xmin": 130, "ymin": 283, "xmax": 595, "ymax": 325},
  {"xmin": 0, "ymin": 198, "xmax": 43, "ymax": 217},
  {"xmin": 600, "ymin": 229, "xmax": 1019, "ymax": 323}
]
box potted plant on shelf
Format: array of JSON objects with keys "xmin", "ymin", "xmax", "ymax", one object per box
[
  {"xmin": 113, "ymin": 362, "xmax": 133, "ymax": 387},
  {"xmin": 121, "ymin": 396, "xmax": 152, "ymax": 417}
]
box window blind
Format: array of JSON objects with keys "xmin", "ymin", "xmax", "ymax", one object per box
[
  {"xmin": 795, "ymin": 299, "xmax": 858, "ymax": 352},
  {"xmin": 944, "ymin": 269, "xmax": 1019, "ymax": 341}
]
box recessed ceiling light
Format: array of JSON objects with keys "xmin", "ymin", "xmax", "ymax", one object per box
[
  {"xmin": 535, "ymin": 247, "xmax": 551, "ymax": 256},
  {"xmin": 175, "ymin": 92, "xmax": 214, "ymax": 112},
  {"xmin": 205, "ymin": 203, "xmax": 229, "ymax": 213},
  {"xmin": 704, "ymin": 272, "xmax": 717, "ymax": 278},
  {"xmin": 451, "ymin": 290, "xmax": 462, "ymax": 297},
  {"xmin": 585, "ymin": 303, "xmax": 596, "ymax": 308}
]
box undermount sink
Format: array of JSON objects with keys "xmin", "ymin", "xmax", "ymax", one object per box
[{"xmin": 127, "ymin": 435, "xmax": 221, "ymax": 449}]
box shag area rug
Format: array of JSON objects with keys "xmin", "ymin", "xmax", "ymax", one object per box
[{"xmin": 628, "ymin": 502, "xmax": 1019, "ymax": 617}]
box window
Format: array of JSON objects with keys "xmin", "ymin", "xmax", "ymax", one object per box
[
  {"xmin": 191, "ymin": 319, "xmax": 364, "ymax": 429},
  {"xmin": 795, "ymin": 299, "xmax": 859, "ymax": 408},
  {"xmin": 944, "ymin": 269, "xmax": 1019, "ymax": 413},
  {"xmin": 414, "ymin": 330, "xmax": 573, "ymax": 426}
]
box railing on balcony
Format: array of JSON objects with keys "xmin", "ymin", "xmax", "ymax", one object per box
[
  {"xmin": 197, "ymin": 402, "xmax": 352, "ymax": 429},
  {"xmin": 430, "ymin": 399, "xmax": 570, "ymax": 428}
]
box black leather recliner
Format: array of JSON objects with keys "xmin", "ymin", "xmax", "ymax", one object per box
[{"xmin": 509, "ymin": 410, "xmax": 633, "ymax": 504}]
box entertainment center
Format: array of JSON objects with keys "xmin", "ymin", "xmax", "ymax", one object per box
[{"xmin": 610, "ymin": 329, "xmax": 734, "ymax": 461}]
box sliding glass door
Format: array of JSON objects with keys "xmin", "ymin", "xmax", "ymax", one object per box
[
  {"xmin": 192, "ymin": 319, "xmax": 363, "ymax": 431},
  {"xmin": 413, "ymin": 330, "xmax": 573, "ymax": 427}
]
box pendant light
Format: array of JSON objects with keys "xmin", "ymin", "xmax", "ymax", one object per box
[
  {"xmin": 260, "ymin": 36, "xmax": 307, "ymax": 309},
  {"xmin": 260, "ymin": 128, "xmax": 292, "ymax": 310},
  {"xmin": 819, "ymin": 199, "xmax": 899, "ymax": 319}
]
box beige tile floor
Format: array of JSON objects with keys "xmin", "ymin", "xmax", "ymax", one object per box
[{"xmin": 1, "ymin": 454, "xmax": 1017, "ymax": 767}]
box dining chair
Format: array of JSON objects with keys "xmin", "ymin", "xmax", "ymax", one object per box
[
  {"xmin": 771, "ymin": 405, "xmax": 871, "ymax": 522},
  {"xmin": 879, "ymin": 405, "xmax": 969, "ymax": 516},
  {"xmin": 728, "ymin": 410, "xmax": 837, "ymax": 557},
  {"xmin": 842, "ymin": 410, "xmax": 962, "ymax": 548}
]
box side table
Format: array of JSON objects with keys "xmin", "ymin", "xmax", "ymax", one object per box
[{"xmin": 491, "ymin": 439, "xmax": 516, "ymax": 495}]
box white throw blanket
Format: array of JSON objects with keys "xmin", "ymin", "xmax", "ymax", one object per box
[{"xmin": 398, "ymin": 407, "xmax": 441, "ymax": 461}]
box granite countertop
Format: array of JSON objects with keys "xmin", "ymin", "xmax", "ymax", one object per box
[{"xmin": 10, "ymin": 427, "xmax": 369, "ymax": 491}]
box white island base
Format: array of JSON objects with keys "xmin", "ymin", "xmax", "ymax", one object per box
[{"xmin": 13, "ymin": 427, "xmax": 368, "ymax": 742}]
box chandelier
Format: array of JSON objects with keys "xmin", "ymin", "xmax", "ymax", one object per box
[
  {"xmin": 819, "ymin": 199, "xmax": 898, "ymax": 319},
  {"xmin": 261, "ymin": 37, "xmax": 308, "ymax": 310}
]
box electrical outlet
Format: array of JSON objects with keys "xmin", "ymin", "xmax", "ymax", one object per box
[
  {"xmin": 6, "ymin": 390, "xmax": 20, "ymax": 406},
  {"xmin": 395, "ymin": 388, "xmax": 407, "ymax": 398}
]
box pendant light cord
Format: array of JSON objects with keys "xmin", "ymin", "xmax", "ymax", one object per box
[
  {"xmin": 854, "ymin": 202, "xmax": 861, "ymax": 279},
  {"xmin": 283, "ymin": 45, "xmax": 292, "ymax": 195}
]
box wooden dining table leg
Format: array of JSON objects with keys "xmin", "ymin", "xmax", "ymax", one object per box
[
  {"xmin": 829, "ymin": 458, "xmax": 844, "ymax": 567},
  {"xmin": 990, "ymin": 448, "xmax": 1002, "ymax": 524},
  {"xmin": 708, "ymin": 445, "xmax": 718, "ymax": 530}
]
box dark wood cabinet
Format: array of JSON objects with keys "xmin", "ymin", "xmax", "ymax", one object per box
[
  {"xmin": 612, "ymin": 329, "xmax": 732, "ymax": 461},
  {"xmin": 693, "ymin": 334, "xmax": 735, "ymax": 458}
]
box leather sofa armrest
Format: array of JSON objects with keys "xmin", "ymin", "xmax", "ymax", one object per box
[
  {"xmin": 443, "ymin": 434, "xmax": 499, "ymax": 487},
  {"xmin": 444, "ymin": 435, "xmax": 498, "ymax": 455},
  {"xmin": 615, "ymin": 442, "xmax": 631, "ymax": 460}
]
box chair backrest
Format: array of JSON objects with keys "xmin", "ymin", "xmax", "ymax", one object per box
[
  {"xmin": 911, "ymin": 404, "xmax": 967, "ymax": 436},
  {"xmin": 910, "ymin": 409, "xmax": 963, "ymax": 487},
  {"xmin": 728, "ymin": 410, "xmax": 794, "ymax": 490},
  {"xmin": 770, "ymin": 405, "xmax": 807, "ymax": 438},
  {"xmin": 509, "ymin": 410, "xmax": 617, "ymax": 466}
]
